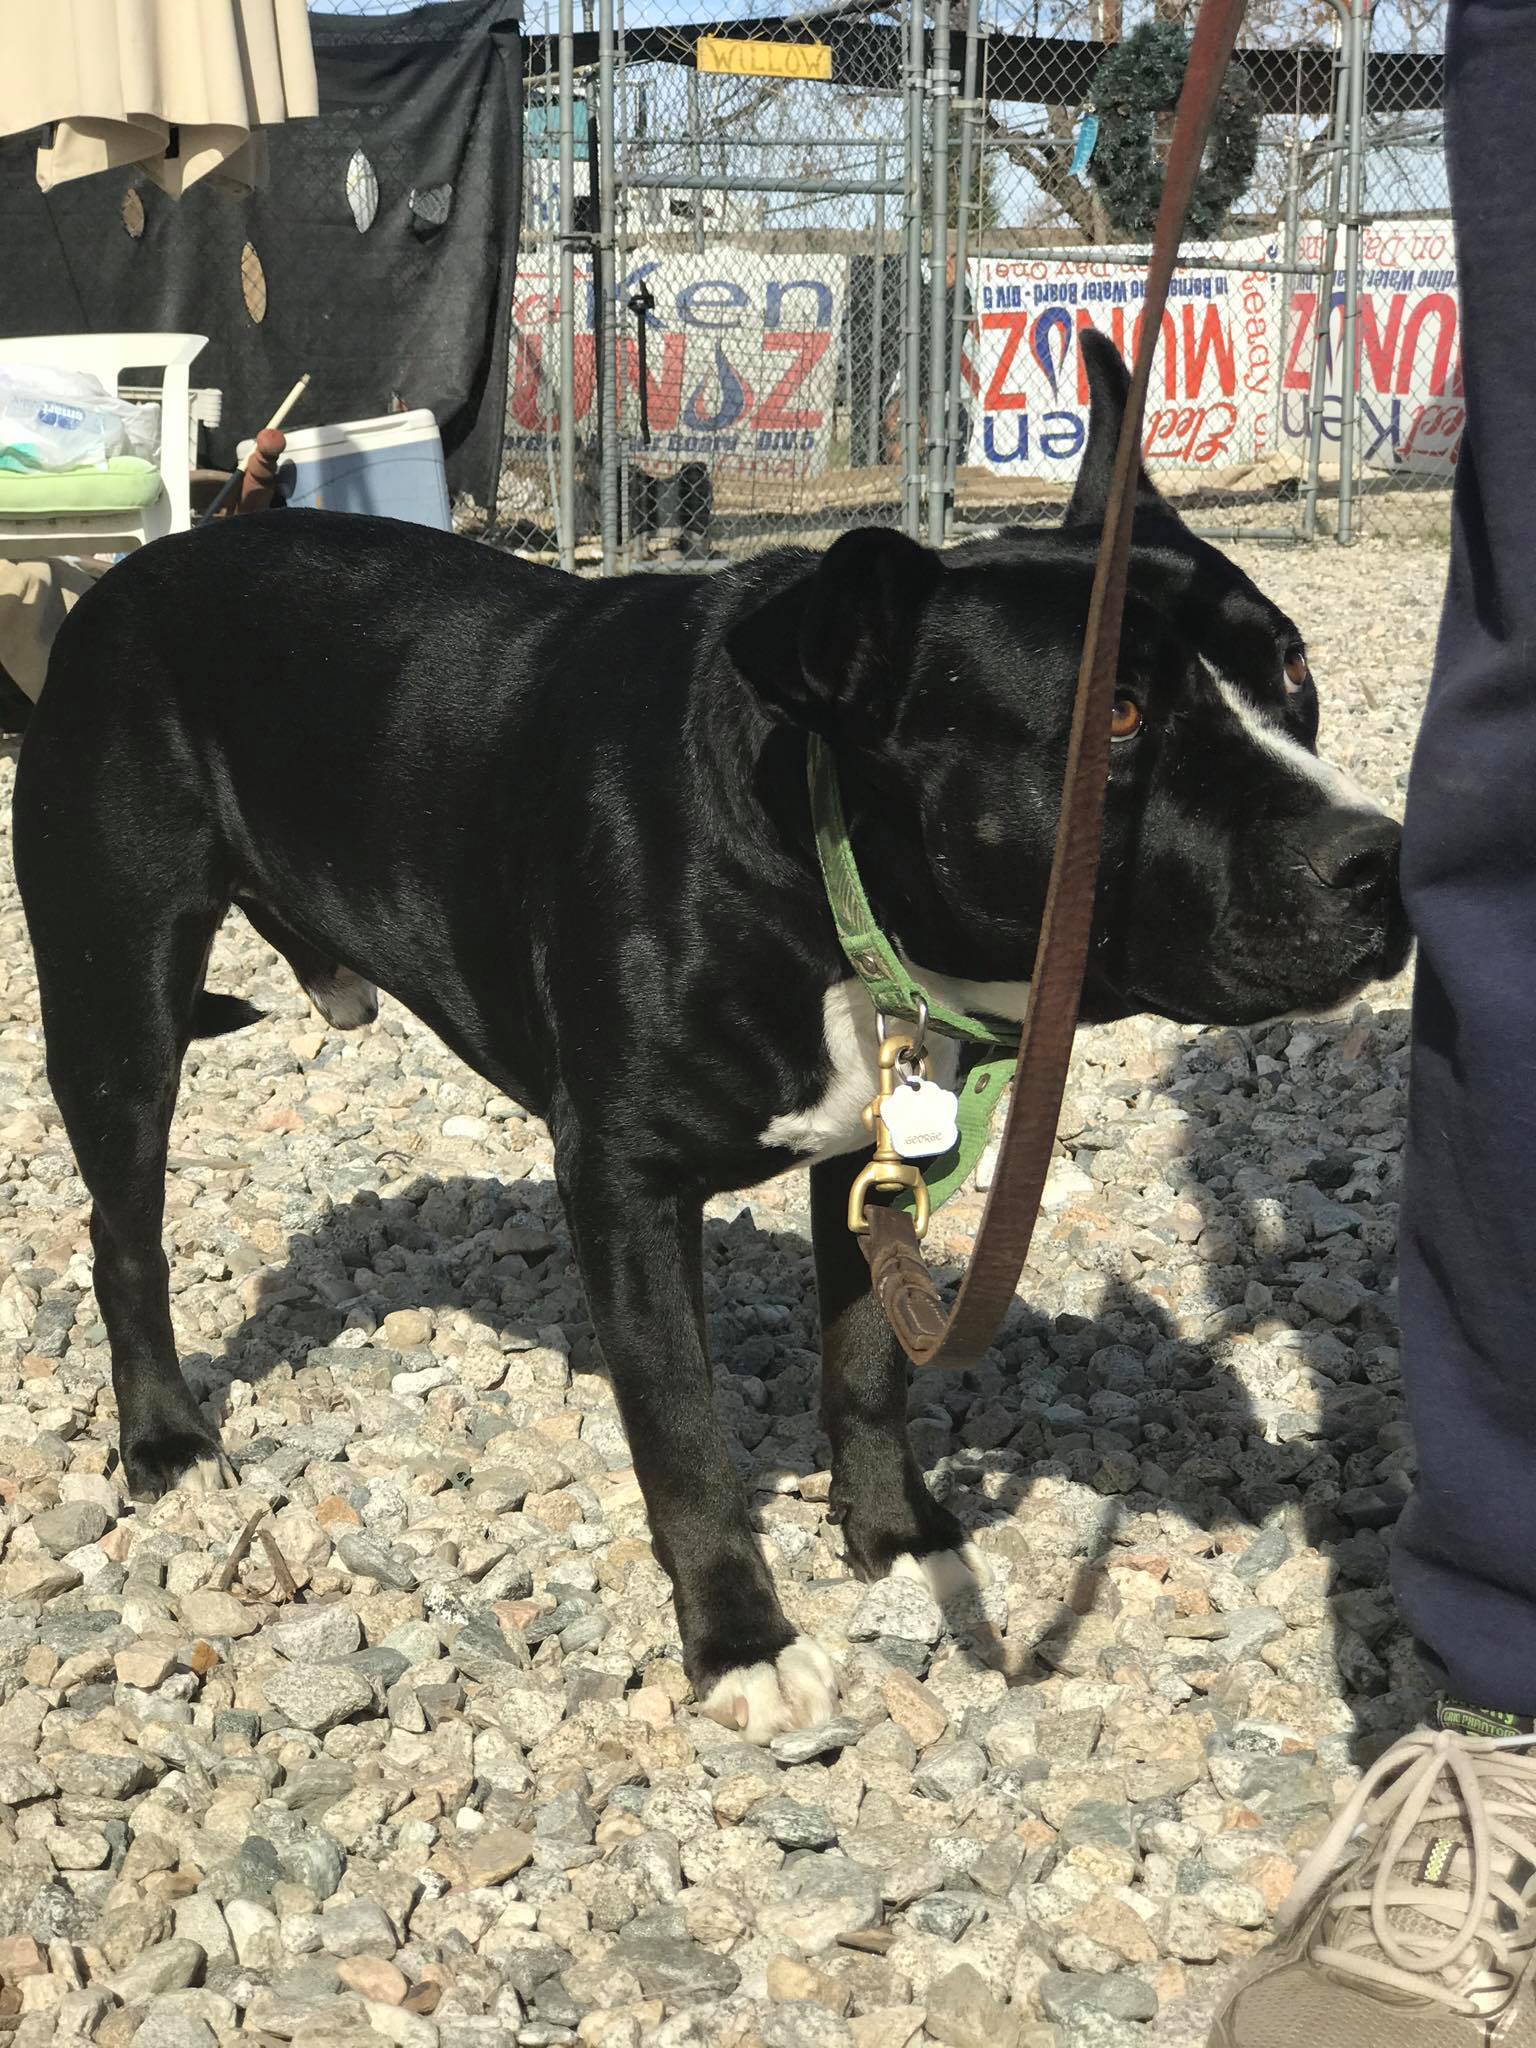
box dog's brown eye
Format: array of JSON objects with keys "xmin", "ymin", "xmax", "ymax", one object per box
[
  {"xmin": 1111, "ymin": 696, "xmax": 1142, "ymax": 741},
  {"xmin": 1284, "ymin": 651, "xmax": 1310, "ymax": 692}
]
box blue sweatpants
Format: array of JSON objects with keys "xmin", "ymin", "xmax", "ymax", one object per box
[{"xmin": 1392, "ymin": 0, "xmax": 1536, "ymax": 1713}]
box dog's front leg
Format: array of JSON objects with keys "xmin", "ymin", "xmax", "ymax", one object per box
[
  {"xmin": 556, "ymin": 1131, "xmax": 838, "ymax": 1741},
  {"xmin": 812, "ymin": 1155, "xmax": 986, "ymax": 1598}
]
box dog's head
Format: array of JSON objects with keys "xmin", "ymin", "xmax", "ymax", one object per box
[{"xmin": 726, "ymin": 333, "xmax": 1409, "ymax": 1028}]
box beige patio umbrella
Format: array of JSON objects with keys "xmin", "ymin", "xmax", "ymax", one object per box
[{"xmin": 1, "ymin": 0, "xmax": 319, "ymax": 198}]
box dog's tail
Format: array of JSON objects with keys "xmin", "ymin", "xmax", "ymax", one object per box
[{"xmin": 190, "ymin": 991, "xmax": 265, "ymax": 1038}]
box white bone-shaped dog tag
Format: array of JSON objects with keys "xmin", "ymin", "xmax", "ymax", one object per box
[{"xmin": 881, "ymin": 1080, "xmax": 960, "ymax": 1160}]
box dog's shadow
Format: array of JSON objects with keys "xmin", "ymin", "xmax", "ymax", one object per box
[{"xmin": 190, "ymin": 1001, "xmax": 1424, "ymax": 1765}]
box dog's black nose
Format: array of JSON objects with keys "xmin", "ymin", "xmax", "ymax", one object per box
[{"xmin": 1302, "ymin": 810, "xmax": 1402, "ymax": 891}]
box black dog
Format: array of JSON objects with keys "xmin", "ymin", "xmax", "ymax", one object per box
[{"xmin": 12, "ymin": 339, "xmax": 1408, "ymax": 1738}]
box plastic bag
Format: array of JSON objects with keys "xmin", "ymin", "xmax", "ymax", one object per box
[{"xmin": 0, "ymin": 364, "xmax": 161, "ymax": 474}]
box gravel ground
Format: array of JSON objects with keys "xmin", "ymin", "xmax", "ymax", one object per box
[{"xmin": 0, "ymin": 539, "xmax": 1439, "ymax": 2048}]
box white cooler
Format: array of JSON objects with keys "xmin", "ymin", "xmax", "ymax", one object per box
[{"xmin": 237, "ymin": 408, "xmax": 451, "ymax": 529}]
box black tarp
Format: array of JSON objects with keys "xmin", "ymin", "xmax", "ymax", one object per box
[
  {"xmin": 0, "ymin": 0, "xmax": 522, "ymax": 509},
  {"xmin": 525, "ymin": 16, "xmax": 1443, "ymax": 118}
]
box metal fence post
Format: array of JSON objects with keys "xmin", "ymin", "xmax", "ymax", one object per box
[
  {"xmin": 944, "ymin": 0, "xmax": 982, "ymax": 520},
  {"xmin": 1302, "ymin": 1, "xmax": 1351, "ymax": 545},
  {"xmin": 924, "ymin": 0, "xmax": 953, "ymax": 543},
  {"xmin": 902, "ymin": 0, "xmax": 926, "ymax": 539},
  {"xmin": 1337, "ymin": 0, "xmax": 1368, "ymax": 544},
  {"xmin": 596, "ymin": 0, "xmax": 621, "ymax": 574},
  {"xmin": 557, "ymin": 0, "xmax": 577, "ymax": 572},
  {"xmin": 869, "ymin": 142, "xmax": 889, "ymax": 473},
  {"xmin": 686, "ymin": 69, "xmax": 706, "ymax": 258}
]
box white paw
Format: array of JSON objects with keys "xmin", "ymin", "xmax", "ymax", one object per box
[
  {"xmin": 181, "ymin": 1452, "xmax": 238, "ymax": 1494},
  {"xmin": 890, "ymin": 1543, "xmax": 992, "ymax": 1599},
  {"xmin": 696, "ymin": 1637, "xmax": 840, "ymax": 1744}
]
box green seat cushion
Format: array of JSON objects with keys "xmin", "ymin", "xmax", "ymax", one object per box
[{"xmin": 0, "ymin": 457, "xmax": 162, "ymax": 519}]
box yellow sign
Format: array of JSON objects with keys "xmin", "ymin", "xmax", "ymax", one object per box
[{"xmin": 695, "ymin": 35, "xmax": 833, "ymax": 80}]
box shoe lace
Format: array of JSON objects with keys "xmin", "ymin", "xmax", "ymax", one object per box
[{"xmin": 1280, "ymin": 1727, "xmax": 1536, "ymax": 2015}]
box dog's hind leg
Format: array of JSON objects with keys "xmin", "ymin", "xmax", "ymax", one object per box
[
  {"xmin": 14, "ymin": 790, "xmax": 234, "ymax": 1500},
  {"xmin": 237, "ymin": 901, "xmax": 379, "ymax": 1031}
]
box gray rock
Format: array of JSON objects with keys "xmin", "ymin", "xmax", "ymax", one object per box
[
  {"xmin": 535, "ymin": 1787, "xmax": 597, "ymax": 1844},
  {"xmin": 0, "ymin": 1756, "xmax": 56, "ymax": 1804},
  {"xmin": 127, "ymin": 2014, "xmax": 217, "ymax": 2048},
  {"xmin": 617, "ymin": 1932, "xmax": 741, "ymax": 2003},
  {"xmin": 1232, "ymin": 1523, "xmax": 1293, "ymax": 1582},
  {"xmin": 847, "ymin": 1576, "xmax": 944, "ymax": 1647},
  {"xmin": 1057, "ymin": 2016, "xmax": 1152, "ymax": 2048},
  {"xmin": 756, "ymin": 1856, "xmax": 884, "ymax": 1950},
  {"xmin": 1056, "ymin": 1802, "xmax": 1137, "ymax": 1856},
  {"xmin": 318, "ymin": 1896, "xmax": 398, "ymax": 1958},
  {"xmin": 1216, "ymin": 1607, "xmax": 1287, "ymax": 1662},
  {"xmin": 228, "ymin": 1835, "xmax": 284, "ymax": 1901},
  {"xmin": 261, "ymin": 1663, "xmax": 374, "ymax": 1735},
  {"xmin": 334, "ymin": 1532, "xmax": 419, "ymax": 1592},
  {"xmin": 1039, "ymin": 1972, "xmax": 1158, "ymax": 2024},
  {"xmin": 746, "ymin": 1798, "xmax": 839, "ymax": 1850},
  {"xmin": 913, "ymin": 1741, "xmax": 989, "ymax": 1802},
  {"xmin": 277, "ymin": 1829, "xmax": 345, "ymax": 1900},
  {"xmin": 754, "ymin": 2006, "xmax": 856, "ymax": 2048},
  {"xmin": 451, "ymin": 1610, "xmax": 530, "ymax": 1678},
  {"xmin": 31, "ymin": 1501, "xmax": 111, "ymax": 1557},
  {"xmin": 106, "ymin": 1938, "xmax": 207, "ymax": 2001},
  {"xmin": 268, "ymin": 1603, "xmax": 363, "ymax": 1662},
  {"xmin": 1035, "ymin": 1709, "xmax": 1103, "ymax": 1762},
  {"xmin": 906, "ymin": 1890, "xmax": 981, "ymax": 1940},
  {"xmin": 1198, "ymin": 1877, "xmax": 1268, "ymax": 1928},
  {"xmin": 1295, "ymin": 1273, "xmax": 1368, "ymax": 1322},
  {"xmin": 769, "ymin": 1716, "xmax": 864, "ymax": 1765},
  {"xmin": 49, "ymin": 1750, "xmax": 151, "ymax": 1799}
]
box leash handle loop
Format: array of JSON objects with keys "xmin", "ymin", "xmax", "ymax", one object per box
[{"xmin": 865, "ymin": 0, "xmax": 1251, "ymax": 1368}]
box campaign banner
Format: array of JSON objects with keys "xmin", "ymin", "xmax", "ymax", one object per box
[
  {"xmin": 1277, "ymin": 219, "xmax": 1460, "ymax": 473},
  {"xmin": 505, "ymin": 251, "xmax": 848, "ymax": 481},
  {"xmin": 965, "ymin": 243, "xmax": 1278, "ymax": 480}
]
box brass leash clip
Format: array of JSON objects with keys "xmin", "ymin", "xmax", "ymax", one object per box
[{"xmin": 847, "ymin": 1034, "xmax": 932, "ymax": 1240}]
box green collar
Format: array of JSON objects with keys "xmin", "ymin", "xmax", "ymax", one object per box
[
  {"xmin": 807, "ymin": 735, "xmax": 1018, "ymax": 1218},
  {"xmin": 806, "ymin": 735, "xmax": 1019, "ymax": 1051}
]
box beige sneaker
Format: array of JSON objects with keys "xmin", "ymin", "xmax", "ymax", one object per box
[{"xmin": 1211, "ymin": 1704, "xmax": 1536, "ymax": 2046}]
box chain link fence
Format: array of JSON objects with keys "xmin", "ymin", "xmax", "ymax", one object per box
[
  {"xmin": 308, "ymin": 0, "xmax": 1449, "ymax": 560},
  {"xmin": 955, "ymin": 29, "xmax": 1351, "ymax": 544},
  {"xmin": 510, "ymin": 0, "xmax": 914, "ymax": 564}
]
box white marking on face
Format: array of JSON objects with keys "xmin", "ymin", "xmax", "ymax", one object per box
[{"xmin": 1212, "ymin": 673, "xmax": 1384, "ymax": 817}]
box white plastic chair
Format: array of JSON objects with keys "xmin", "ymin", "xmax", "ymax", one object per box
[{"xmin": 0, "ymin": 333, "xmax": 208, "ymax": 561}]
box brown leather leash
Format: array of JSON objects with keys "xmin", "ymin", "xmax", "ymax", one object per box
[{"xmin": 864, "ymin": 0, "xmax": 1250, "ymax": 1369}]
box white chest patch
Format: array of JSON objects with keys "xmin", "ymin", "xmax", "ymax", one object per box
[
  {"xmin": 759, "ymin": 980, "xmax": 887, "ymax": 1163},
  {"xmin": 758, "ymin": 968, "xmax": 1027, "ymax": 1165}
]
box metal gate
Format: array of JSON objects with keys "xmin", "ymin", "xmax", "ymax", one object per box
[{"xmin": 314, "ymin": 0, "xmax": 1450, "ymax": 560}]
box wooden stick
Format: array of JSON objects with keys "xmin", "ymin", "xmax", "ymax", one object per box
[
  {"xmin": 257, "ymin": 1529, "xmax": 300, "ymax": 1605},
  {"xmin": 263, "ymin": 374, "xmax": 310, "ymax": 435},
  {"xmin": 212, "ymin": 1509, "xmax": 266, "ymax": 1592}
]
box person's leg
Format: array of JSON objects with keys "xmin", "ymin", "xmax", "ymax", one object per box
[
  {"xmin": 0, "ymin": 558, "xmax": 96, "ymax": 704},
  {"xmin": 1210, "ymin": 9, "xmax": 1536, "ymax": 2040},
  {"xmin": 1391, "ymin": 0, "xmax": 1536, "ymax": 1714}
]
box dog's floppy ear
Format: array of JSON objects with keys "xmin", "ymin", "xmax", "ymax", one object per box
[
  {"xmin": 1063, "ymin": 328, "xmax": 1175, "ymax": 528},
  {"xmin": 726, "ymin": 527, "xmax": 944, "ymax": 736}
]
